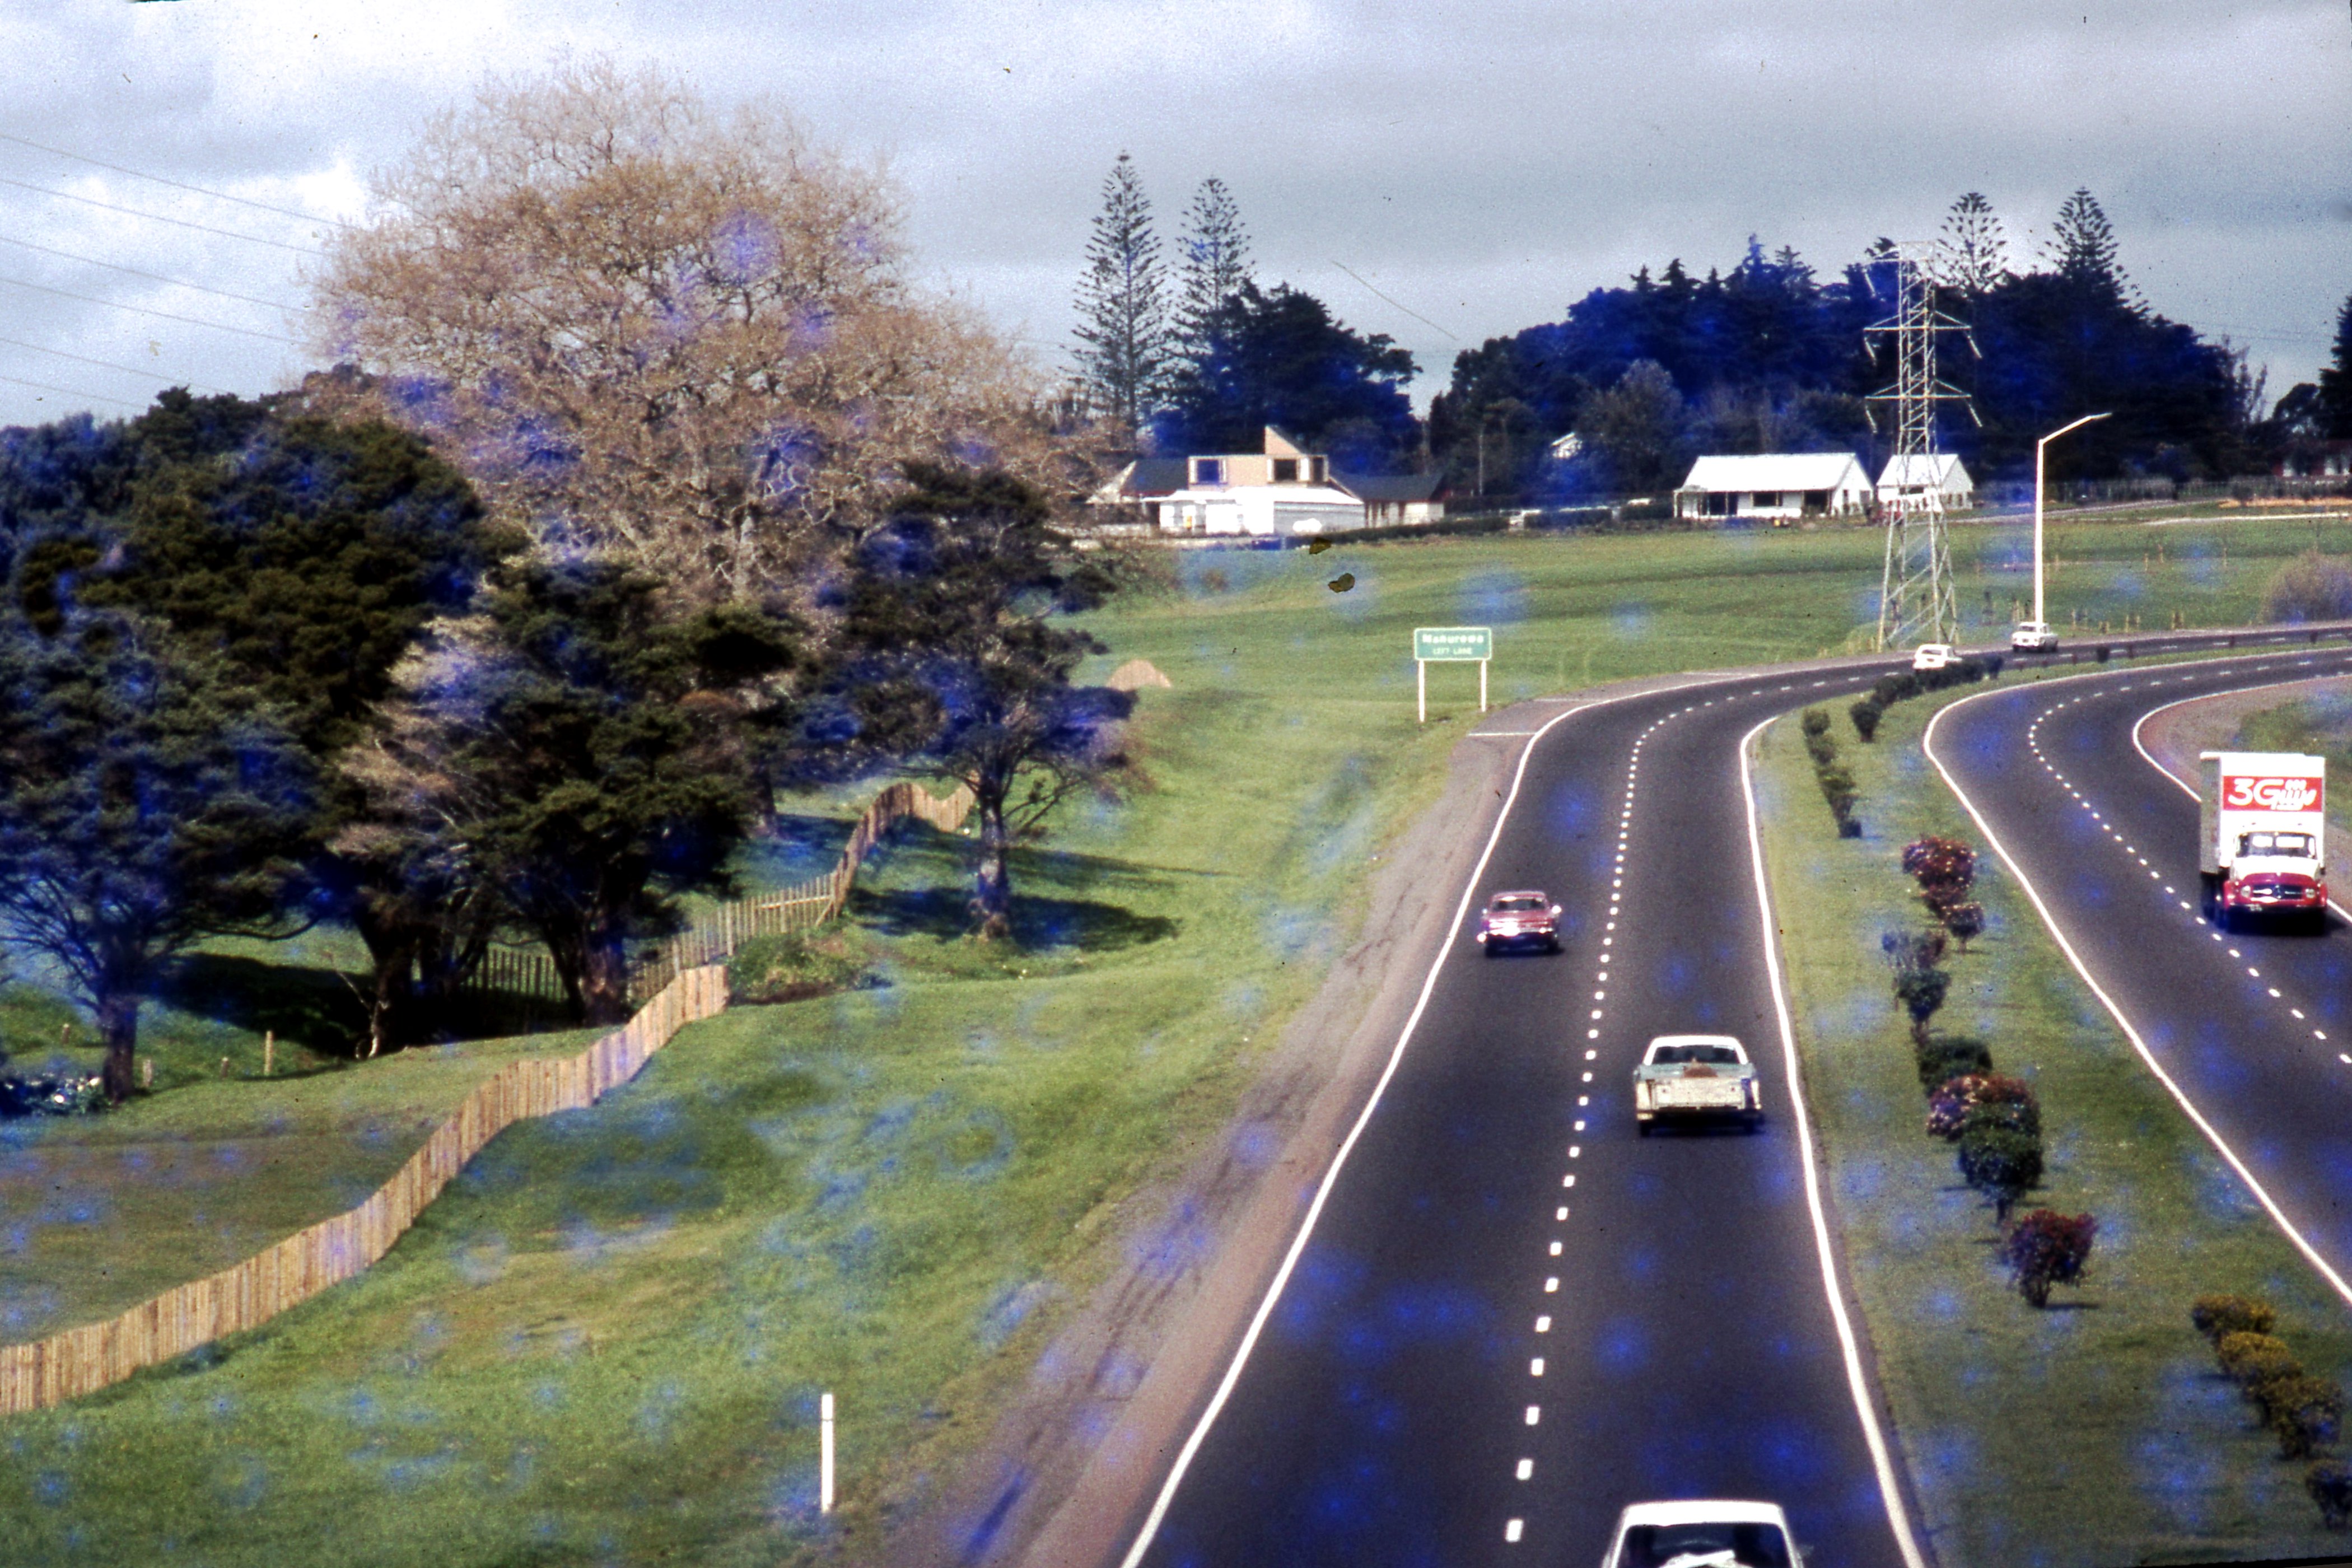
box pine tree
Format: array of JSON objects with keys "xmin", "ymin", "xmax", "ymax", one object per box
[
  {"xmin": 1072, "ymin": 153, "xmax": 1170, "ymax": 441},
  {"xmin": 2317, "ymin": 292, "xmax": 2352, "ymax": 440},
  {"xmin": 1176, "ymin": 177, "xmax": 1253, "ymax": 356},
  {"xmin": 1935, "ymin": 192, "xmax": 2010, "ymax": 297},
  {"xmin": 2048, "ymin": 188, "xmax": 2134, "ymax": 307}
]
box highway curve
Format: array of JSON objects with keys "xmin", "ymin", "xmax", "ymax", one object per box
[
  {"xmin": 1926, "ymin": 639, "xmax": 2352, "ymax": 1299},
  {"xmin": 1125, "ymin": 660, "xmax": 1922, "ymax": 1568}
]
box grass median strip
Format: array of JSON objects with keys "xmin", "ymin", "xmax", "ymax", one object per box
[{"xmin": 1757, "ymin": 688, "xmax": 2352, "ymax": 1567}]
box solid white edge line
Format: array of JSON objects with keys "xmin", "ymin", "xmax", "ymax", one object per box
[
  {"xmin": 1922, "ymin": 686, "xmax": 2352, "ymax": 1310},
  {"xmin": 1737, "ymin": 716, "xmax": 1931, "ymax": 1568},
  {"xmin": 1116, "ymin": 676, "xmax": 1719, "ymax": 1567},
  {"xmin": 2128, "ymin": 672, "xmax": 2352, "ymax": 925}
]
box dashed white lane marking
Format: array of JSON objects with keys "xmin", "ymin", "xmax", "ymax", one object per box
[
  {"xmin": 1530, "ymin": 1358, "xmax": 1546, "ymax": 1376},
  {"xmin": 1506, "ymin": 1518, "xmax": 1524, "ymax": 1542},
  {"xmin": 1524, "ymin": 1406, "xmax": 1541, "ymax": 1425}
]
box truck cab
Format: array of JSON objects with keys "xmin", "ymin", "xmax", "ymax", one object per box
[{"xmin": 2200, "ymin": 752, "xmax": 2328, "ymax": 931}]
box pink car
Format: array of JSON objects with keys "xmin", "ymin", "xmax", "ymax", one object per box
[{"xmin": 1476, "ymin": 890, "xmax": 1562, "ymax": 955}]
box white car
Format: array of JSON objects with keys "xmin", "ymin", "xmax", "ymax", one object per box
[
  {"xmin": 1600, "ymin": 1500, "xmax": 1802, "ymax": 1568},
  {"xmin": 1633, "ymin": 1035, "xmax": 1762, "ymax": 1133},
  {"xmin": 2009, "ymin": 620, "xmax": 2059, "ymax": 651},
  {"xmin": 1910, "ymin": 642, "xmax": 1955, "ymax": 671}
]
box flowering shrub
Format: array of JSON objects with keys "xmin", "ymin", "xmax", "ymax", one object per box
[
  {"xmin": 1914, "ymin": 1035, "xmax": 1993, "ymax": 1094},
  {"xmin": 2218, "ymin": 1331, "xmax": 2300, "ymax": 1388},
  {"xmin": 1927, "ymin": 1074, "xmax": 2038, "ymax": 1140},
  {"xmin": 1998, "ymin": 1208, "xmax": 2096, "ymax": 1306}
]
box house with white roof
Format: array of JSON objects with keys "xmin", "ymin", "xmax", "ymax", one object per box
[
  {"xmin": 1877, "ymin": 453, "xmax": 1974, "ymax": 509},
  {"xmin": 1089, "ymin": 427, "xmax": 1446, "ymax": 536},
  {"xmin": 1672, "ymin": 452, "xmax": 1873, "ymax": 522}
]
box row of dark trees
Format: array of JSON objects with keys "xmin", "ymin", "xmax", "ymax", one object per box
[
  {"xmin": 1071, "ymin": 157, "xmax": 1422, "ymax": 472},
  {"xmin": 1428, "ymin": 190, "xmax": 2349, "ymax": 502},
  {"xmin": 0, "ymin": 393, "xmax": 1128, "ymax": 1100}
]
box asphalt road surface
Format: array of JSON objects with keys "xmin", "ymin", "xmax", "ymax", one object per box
[
  {"xmin": 1927, "ymin": 638, "xmax": 2352, "ymax": 1295},
  {"xmin": 1131, "ymin": 661, "xmax": 1916, "ymax": 1568},
  {"xmin": 1119, "ymin": 623, "xmax": 2352, "ymax": 1568}
]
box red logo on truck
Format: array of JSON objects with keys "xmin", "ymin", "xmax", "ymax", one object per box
[{"xmin": 2222, "ymin": 774, "xmax": 2324, "ymax": 813}]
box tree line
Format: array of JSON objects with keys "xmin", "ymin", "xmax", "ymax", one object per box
[
  {"xmin": 1070, "ymin": 156, "xmax": 1423, "ymax": 473},
  {"xmin": 0, "ymin": 63, "xmax": 1134, "ymax": 1100}
]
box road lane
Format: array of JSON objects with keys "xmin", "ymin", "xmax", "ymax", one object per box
[{"xmin": 1926, "ymin": 648, "xmax": 2352, "ymax": 1300}]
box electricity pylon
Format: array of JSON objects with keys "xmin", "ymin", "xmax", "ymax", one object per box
[{"xmin": 1866, "ymin": 245, "xmax": 1979, "ymax": 650}]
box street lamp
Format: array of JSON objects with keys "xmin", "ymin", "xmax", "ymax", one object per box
[{"xmin": 2033, "ymin": 412, "xmax": 2111, "ymax": 626}]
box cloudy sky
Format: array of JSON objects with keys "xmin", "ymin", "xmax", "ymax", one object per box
[{"xmin": 1, "ymin": 0, "xmax": 2345, "ymax": 431}]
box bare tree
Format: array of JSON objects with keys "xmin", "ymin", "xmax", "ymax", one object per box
[{"xmin": 310, "ymin": 58, "xmax": 1053, "ymax": 604}]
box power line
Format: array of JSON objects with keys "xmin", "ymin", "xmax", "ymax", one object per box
[
  {"xmin": 0, "ymin": 234, "xmax": 306, "ymax": 314},
  {"xmin": 0, "ymin": 130, "xmax": 351, "ymax": 230},
  {"xmin": 0, "ymin": 274, "xmax": 299, "ymax": 344},
  {"xmin": 1330, "ymin": 261, "xmax": 1459, "ymax": 343},
  {"xmin": 0, "ymin": 372, "xmax": 138, "ymax": 410},
  {"xmin": 0, "ymin": 176, "xmax": 320, "ymax": 255},
  {"xmin": 0, "ymin": 335, "xmax": 232, "ymax": 395}
]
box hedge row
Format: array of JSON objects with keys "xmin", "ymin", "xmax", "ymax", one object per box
[
  {"xmin": 1850, "ymin": 654, "xmax": 2004, "ymax": 743},
  {"xmin": 2191, "ymin": 1295, "xmax": 2352, "ymax": 1527},
  {"xmin": 1884, "ymin": 836, "xmax": 2094, "ymax": 1304},
  {"xmin": 1799, "ymin": 709, "xmax": 1860, "ymax": 837}
]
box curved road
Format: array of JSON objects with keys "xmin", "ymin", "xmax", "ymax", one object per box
[
  {"xmin": 1926, "ymin": 640, "xmax": 2352, "ymax": 1299},
  {"xmin": 1103, "ymin": 622, "xmax": 2352, "ymax": 1568}
]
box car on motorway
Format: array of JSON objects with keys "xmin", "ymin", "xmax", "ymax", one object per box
[
  {"xmin": 1634, "ymin": 1034, "xmax": 1762, "ymax": 1133},
  {"xmin": 1910, "ymin": 642, "xmax": 1956, "ymax": 671},
  {"xmin": 1475, "ymin": 889, "xmax": 1562, "ymax": 954},
  {"xmin": 2009, "ymin": 620, "xmax": 2059, "ymax": 651},
  {"xmin": 1599, "ymin": 1500, "xmax": 1802, "ymax": 1567}
]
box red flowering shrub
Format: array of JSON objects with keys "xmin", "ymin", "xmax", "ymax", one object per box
[{"xmin": 1998, "ymin": 1208, "xmax": 2096, "ymax": 1306}]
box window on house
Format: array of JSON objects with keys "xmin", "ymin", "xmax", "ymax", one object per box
[
  {"xmin": 1272, "ymin": 459, "xmax": 1298, "ymax": 483},
  {"xmin": 1310, "ymin": 458, "xmax": 1327, "ymax": 483},
  {"xmin": 1804, "ymin": 489, "xmax": 1829, "ymax": 510},
  {"xmin": 1193, "ymin": 458, "xmax": 1224, "ymax": 484}
]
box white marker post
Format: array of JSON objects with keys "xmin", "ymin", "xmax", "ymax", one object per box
[
  {"xmin": 1412, "ymin": 626, "xmax": 1494, "ymax": 723},
  {"xmin": 819, "ymin": 1392, "xmax": 836, "ymax": 1514}
]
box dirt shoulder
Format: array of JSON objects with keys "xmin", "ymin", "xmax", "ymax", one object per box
[
  {"xmin": 890, "ymin": 670, "xmax": 1729, "ymax": 1568},
  {"xmin": 2134, "ymin": 673, "xmax": 2352, "ymax": 878}
]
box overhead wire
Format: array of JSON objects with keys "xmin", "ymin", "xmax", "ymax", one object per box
[
  {"xmin": 0, "ymin": 335, "xmax": 232, "ymax": 396},
  {"xmin": 0, "ymin": 176, "xmax": 321, "ymax": 254},
  {"xmin": 0, "ymin": 130, "xmax": 351, "ymax": 230},
  {"xmin": 0, "ymin": 234, "xmax": 307, "ymax": 314},
  {"xmin": 0, "ymin": 274, "xmax": 298, "ymax": 344},
  {"xmin": 0, "ymin": 372, "xmax": 138, "ymax": 410}
]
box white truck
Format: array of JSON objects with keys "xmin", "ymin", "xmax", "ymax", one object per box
[
  {"xmin": 1632, "ymin": 1035, "xmax": 1762, "ymax": 1134},
  {"xmin": 2200, "ymin": 750, "xmax": 2328, "ymax": 930}
]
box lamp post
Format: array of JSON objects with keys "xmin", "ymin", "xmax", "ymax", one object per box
[{"xmin": 2034, "ymin": 412, "xmax": 2111, "ymax": 624}]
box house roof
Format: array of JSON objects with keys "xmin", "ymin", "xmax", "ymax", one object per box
[
  {"xmin": 1118, "ymin": 458, "xmax": 1191, "ymax": 498},
  {"xmin": 1879, "ymin": 453, "xmax": 1970, "ymax": 488},
  {"xmin": 1336, "ymin": 471, "xmax": 1445, "ymax": 503},
  {"xmin": 1679, "ymin": 452, "xmax": 1868, "ymax": 492}
]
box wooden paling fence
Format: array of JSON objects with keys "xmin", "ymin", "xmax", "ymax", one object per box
[
  {"xmin": 0, "ymin": 779, "xmax": 979, "ymax": 1418},
  {"xmin": 463, "ymin": 781, "xmax": 980, "ymax": 1011},
  {"xmin": 0, "ymin": 965, "xmax": 729, "ymax": 1416}
]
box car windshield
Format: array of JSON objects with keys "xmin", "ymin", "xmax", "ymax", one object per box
[
  {"xmin": 1650, "ymin": 1044, "xmax": 1742, "ymax": 1065},
  {"xmin": 1492, "ymin": 895, "xmax": 1547, "ymax": 912},
  {"xmin": 1619, "ymin": 1521, "xmax": 1794, "ymax": 1568},
  {"xmin": 2240, "ymin": 832, "xmax": 2315, "ymax": 858}
]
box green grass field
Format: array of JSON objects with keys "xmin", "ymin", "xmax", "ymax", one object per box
[
  {"xmin": 1, "ymin": 512, "xmax": 2346, "ymax": 1564},
  {"xmin": 1756, "ymin": 683, "xmax": 2352, "ymax": 1567},
  {"xmin": 2236, "ymin": 686, "xmax": 2352, "ymax": 844}
]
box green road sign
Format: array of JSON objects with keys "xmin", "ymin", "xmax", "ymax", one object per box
[{"xmin": 1413, "ymin": 626, "xmax": 1492, "ymax": 661}]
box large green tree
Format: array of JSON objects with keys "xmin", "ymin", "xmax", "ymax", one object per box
[
  {"xmin": 808, "ymin": 468, "xmax": 1130, "ymax": 938},
  {"xmin": 1154, "ymin": 282, "xmax": 1420, "ymax": 471},
  {"xmin": 363, "ymin": 561, "xmax": 796, "ymax": 1023},
  {"xmin": 0, "ymin": 609, "xmax": 315, "ymax": 1100},
  {"xmin": 1072, "ymin": 152, "xmax": 1172, "ymax": 442},
  {"xmin": 2319, "ymin": 292, "xmax": 2352, "ymax": 440}
]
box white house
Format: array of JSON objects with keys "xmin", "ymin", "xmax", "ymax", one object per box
[
  {"xmin": 1876, "ymin": 453, "xmax": 1974, "ymax": 509},
  {"xmin": 1673, "ymin": 453, "xmax": 1873, "ymax": 521},
  {"xmin": 1090, "ymin": 427, "xmax": 1446, "ymax": 536}
]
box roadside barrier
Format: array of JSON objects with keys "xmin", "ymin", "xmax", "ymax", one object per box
[{"xmin": 0, "ymin": 778, "xmax": 980, "ymax": 1416}]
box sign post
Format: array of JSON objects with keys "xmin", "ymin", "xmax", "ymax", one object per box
[{"xmin": 1412, "ymin": 627, "xmax": 1494, "ymax": 722}]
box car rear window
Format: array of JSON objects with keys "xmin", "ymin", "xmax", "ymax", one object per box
[
  {"xmin": 1492, "ymin": 897, "xmax": 1546, "ymax": 912},
  {"xmin": 1649, "ymin": 1044, "xmax": 1742, "ymax": 1065},
  {"xmin": 1619, "ymin": 1521, "xmax": 1793, "ymax": 1567}
]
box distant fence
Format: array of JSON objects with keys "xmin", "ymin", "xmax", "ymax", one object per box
[
  {"xmin": 463, "ymin": 780, "xmax": 981, "ymax": 1013},
  {"xmin": 0, "ymin": 965, "xmax": 729, "ymax": 1416},
  {"xmin": 1, "ymin": 777, "xmax": 984, "ymax": 1416}
]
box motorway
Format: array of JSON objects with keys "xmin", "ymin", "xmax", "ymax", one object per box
[
  {"xmin": 1129, "ymin": 660, "xmax": 1913, "ymax": 1568},
  {"xmin": 1114, "ymin": 622, "xmax": 2352, "ymax": 1568},
  {"xmin": 1927, "ymin": 638, "xmax": 2352, "ymax": 1296}
]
